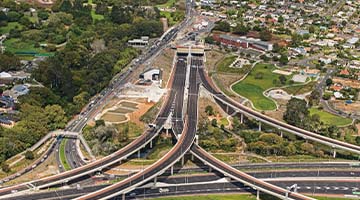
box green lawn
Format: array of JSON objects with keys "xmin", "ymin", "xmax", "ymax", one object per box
[
  {"xmin": 217, "ymin": 55, "xmax": 243, "ymax": 74},
  {"xmin": 59, "ymin": 139, "xmax": 72, "ymax": 171},
  {"xmin": 232, "ymin": 63, "xmax": 291, "ymax": 111},
  {"xmin": 219, "ymin": 118, "xmax": 229, "ymax": 126},
  {"xmin": 0, "ymin": 22, "xmax": 23, "ymax": 34},
  {"xmin": 157, "ymin": 0, "xmax": 176, "ymax": 8},
  {"xmin": 88, "ymin": 0, "xmax": 104, "ymax": 21},
  {"xmin": 309, "ymin": 108, "xmax": 352, "ymax": 127},
  {"xmin": 3, "ymin": 38, "xmax": 45, "ymax": 54}
]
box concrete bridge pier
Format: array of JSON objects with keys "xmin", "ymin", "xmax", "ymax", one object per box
[
  {"xmin": 170, "ymin": 165, "xmax": 174, "ymax": 175},
  {"xmin": 258, "ymin": 121, "xmax": 262, "ymax": 132},
  {"xmin": 122, "ymin": 193, "xmax": 126, "ymax": 200},
  {"xmin": 209, "ymin": 166, "xmax": 212, "ymax": 172},
  {"xmin": 333, "ymin": 149, "xmax": 337, "ymax": 158},
  {"xmin": 181, "ymin": 157, "xmax": 185, "ymax": 166},
  {"xmin": 154, "ymin": 176, "xmax": 157, "ymax": 185},
  {"xmin": 195, "ymin": 135, "xmax": 199, "ymax": 145},
  {"xmin": 150, "ymin": 140, "xmax": 153, "ymax": 149},
  {"xmin": 240, "ymin": 113, "xmax": 244, "ymax": 124},
  {"xmin": 256, "ymin": 190, "xmax": 260, "ymax": 200},
  {"xmin": 138, "ymin": 150, "xmax": 141, "ymax": 158}
]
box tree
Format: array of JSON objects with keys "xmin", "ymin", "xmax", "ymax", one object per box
[
  {"xmin": 211, "ymin": 119, "xmax": 217, "ymax": 127},
  {"xmin": 205, "ymin": 36, "xmax": 214, "ymax": 44},
  {"xmin": 279, "ymin": 75, "xmax": 287, "ymax": 85},
  {"xmin": 45, "ymin": 105, "xmax": 67, "ymax": 130},
  {"xmin": 214, "ymin": 21, "xmax": 231, "ymax": 32},
  {"xmin": 300, "ymin": 143, "xmax": 315, "ymax": 154},
  {"xmin": 7, "ymin": 11, "xmax": 22, "ymax": 22},
  {"xmin": 25, "ymin": 150, "xmax": 34, "ymax": 160},
  {"xmin": 233, "ymin": 23, "xmax": 249, "ymax": 35},
  {"xmin": 110, "ymin": 6, "xmax": 133, "ymax": 24},
  {"xmin": 278, "ymin": 15, "xmax": 284, "ymax": 23},
  {"xmin": 279, "ymin": 54, "xmax": 288, "ymax": 65},
  {"xmin": 309, "ymin": 26, "xmax": 316, "ymax": 33},
  {"xmin": 325, "ymin": 78, "xmax": 333, "ymax": 86},
  {"xmin": 356, "ymin": 136, "xmax": 360, "ymax": 145},
  {"xmin": 1, "ymin": 163, "xmax": 10, "ymax": 173},
  {"xmin": 283, "ymin": 98, "xmax": 309, "ymax": 127},
  {"xmin": 291, "ymin": 34, "xmax": 302, "ymax": 47},
  {"xmin": 259, "ymin": 29, "xmax": 272, "ymax": 41},
  {"xmin": 0, "ymin": 53, "xmax": 21, "ymax": 71},
  {"xmin": 38, "ymin": 10, "xmax": 49, "ymax": 20},
  {"xmin": 205, "ymin": 105, "xmax": 214, "ymax": 116}
]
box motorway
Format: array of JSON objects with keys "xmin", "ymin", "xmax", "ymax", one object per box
[
  {"xmin": 197, "ymin": 64, "xmax": 360, "ymax": 155},
  {"xmin": 6, "ymin": 167, "xmax": 360, "ymax": 199},
  {"xmin": 61, "ymin": 0, "xmax": 196, "ymax": 171},
  {"xmin": 72, "ymin": 55, "xmax": 198, "ymax": 200},
  {"xmin": 0, "ymin": 55, "xmax": 187, "ymax": 198},
  {"xmin": 0, "ymin": 0, "xmax": 195, "ymax": 190}
]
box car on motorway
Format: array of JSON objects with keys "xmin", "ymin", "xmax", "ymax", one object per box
[{"xmin": 159, "ymin": 188, "xmax": 169, "ymax": 193}]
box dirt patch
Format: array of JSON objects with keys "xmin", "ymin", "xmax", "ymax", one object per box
[
  {"xmin": 101, "ymin": 113, "xmax": 128, "ymax": 123},
  {"xmin": 119, "ymin": 101, "xmax": 138, "ymax": 109},
  {"xmin": 198, "ymin": 96, "xmax": 227, "ymax": 122},
  {"xmin": 128, "ymin": 101, "xmax": 155, "ymax": 126},
  {"xmin": 153, "ymin": 48, "xmax": 175, "ymax": 88},
  {"xmin": 6, "ymin": 152, "xmax": 58, "ymax": 185},
  {"xmin": 332, "ymin": 100, "xmax": 360, "ymax": 115},
  {"xmin": 356, "ymin": 123, "xmax": 360, "ymax": 135},
  {"xmin": 263, "ymin": 99, "xmax": 288, "ymax": 121},
  {"xmin": 205, "ymin": 50, "xmax": 225, "ymax": 72}
]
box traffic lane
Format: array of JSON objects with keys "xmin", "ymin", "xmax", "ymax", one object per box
[
  {"xmin": 1, "ymin": 10, "xmax": 186, "ymax": 197},
  {"xmin": 65, "ymin": 139, "xmax": 77, "ymax": 169},
  {"xmin": 6, "ymin": 176, "xmax": 360, "ymax": 199},
  {"xmin": 73, "ymin": 54, "xmax": 198, "ymax": 200},
  {"xmin": 198, "ymin": 66, "xmax": 360, "ymax": 153}
]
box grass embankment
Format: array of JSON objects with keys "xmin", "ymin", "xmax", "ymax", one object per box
[
  {"xmin": 309, "ymin": 108, "xmax": 352, "ymax": 126},
  {"xmin": 59, "ymin": 139, "xmax": 71, "ymax": 171},
  {"xmin": 157, "ymin": 0, "xmax": 176, "ymax": 8},
  {"xmin": 283, "ymin": 81, "xmax": 316, "ymax": 95},
  {"xmin": 0, "ymin": 22, "xmax": 22, "ymax": 34},
  {"xmin": 232, "ymin": 64, "xmax": 291, "ymax": 111},
  {"xmin": 217, "ymin": 55, "xmax": 242, "ymax": 74},
  {"xmin": 4, "ymin": 38, "xmax": 42, "ymax": 53},
  {"xmin": 88, "ymin": 0, "xmax": 104, "ymax": 21}
]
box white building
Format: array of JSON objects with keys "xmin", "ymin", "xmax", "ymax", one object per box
[{"xmin": 139, "ymin": 68, "xmax": 162, "ymax": 84}]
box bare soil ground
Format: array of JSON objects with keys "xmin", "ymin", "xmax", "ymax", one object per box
[
  {"xmin": 152, "ymin": 48, "xmax": 175, "ymax": 88},
  {"xmin": 332, "ymin": 100, "xmax": 360, "ymax": 115},
  {"xmin": 128, "ymin": 100, "xmax": 155, "ymax": 126},
  {"xmin": 198, "ymin": 96, "xmax": 226, "ymax": 122},
  {"xmin": 263, "ymin": 99, "xmax": 288, "ymax": 121},
  {"xmin": 205, "ymin": 50, "xmax": 225, "ymax": 72},
  {"xmin": 6, "ymin": 152, "xmax": 58, "ymax": 185}
]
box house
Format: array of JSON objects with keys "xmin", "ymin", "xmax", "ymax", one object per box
[
  {"xmin": 0, "ymin": 72, "xmax": 13, "ymax": 84},
  {"xmin": 139, "ymin": 68, "xmax": 162, "ymax": 84},
  {"xmin": 301, "ymin": 67, "xmax": 320, "ymax": 77},
  {"xmin": 334, "ymin": 91, "xmax": 344, "ymax": 99},
  {"xmin": 0, "ymin": 95, "xmax": 14, "ymax": 110},
  {"xmin": 3, "ymin": 85, "xmax": 30, "ymax": 101},
  {"xmin": 339, "ymin": 69, "xmax": 350, "ymax": 76},
  {"xmin": 213, "ymin": 34, "xmax": 273, "ymax": 51},
  {"xmin": 330, "ymin": 83, "xmax": 343, "ymax": 91}
]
